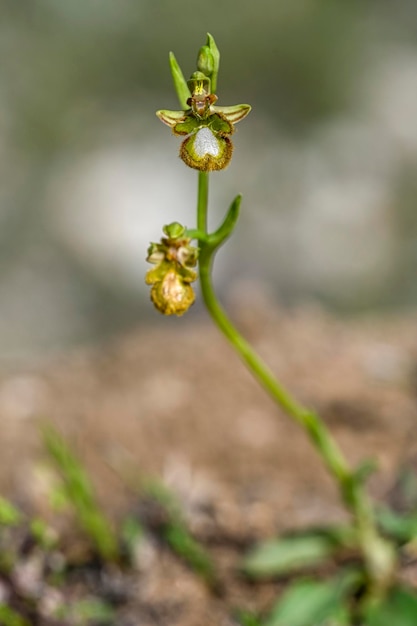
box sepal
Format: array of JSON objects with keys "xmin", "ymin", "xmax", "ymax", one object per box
[{"xmin": 169, "ymin": 51, "xmax": 191, "ymax": 109}]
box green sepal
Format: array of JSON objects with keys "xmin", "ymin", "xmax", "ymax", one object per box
[
  {"xmin": 206, "ymin": 33, "xmax": 220, "ymax": 93},
  {"xmin": 156, "ymin": 109, "xmax": 187, "ymax": 128},
  {"xmin": 214, "ymin": 103, "xmax": 251, "ymax": 124},
  {"xmin": 146, "ymin": 242, "xmax": 165, "ymax": 265},
  {"xmin": 168, "ymin": 51, "xmax": 191, "ymax": 109},
  {"xmin": 187, "ymin": 71, "xmax": 211, "ymax": 96}
]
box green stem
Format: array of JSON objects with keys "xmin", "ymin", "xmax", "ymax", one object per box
[
  {"xmin": 197, "ymin": 171, "xmax": 209, "ymax": 233},
  {"xmin": 196, "ymin": 172, "xmax": 395, "ymax": 595}
]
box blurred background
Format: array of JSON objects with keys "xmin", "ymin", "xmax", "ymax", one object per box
[{"xmin": 1, "ymin": 0, "xmax": 417, "ymax": 363}]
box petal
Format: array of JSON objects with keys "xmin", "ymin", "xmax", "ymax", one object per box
[
  {"xmin": 213, "ymin": 104, "xmax": 251, "ymax": 124},
  {"xmin": 156, "ymin": 109, "xmax": 187, "ymax": 128},
  {"xmin": 169, "ymin": 51, "xmax": 191, "ymax": 110}
]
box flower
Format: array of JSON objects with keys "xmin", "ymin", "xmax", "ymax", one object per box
[
  {"xmin": 145, "ymin": 223, "xmax": 198, "ymax": 316},
  {"xmin": 156, "ymin": 72, "xmax": 251, "ymax": 172}
]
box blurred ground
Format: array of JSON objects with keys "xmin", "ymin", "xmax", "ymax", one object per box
[{"xmin": 0, "ymin": 299, "xmax": 416, "ymax": 623}]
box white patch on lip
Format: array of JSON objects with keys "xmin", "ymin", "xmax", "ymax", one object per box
[{"xmin": 193, "ymin": 127, "xmax": 220, "ymax": 157}]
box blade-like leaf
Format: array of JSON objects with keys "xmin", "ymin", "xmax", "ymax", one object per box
[
  {"xmin": 169, "ymin": 51, "xmax": 191, "ymax": 109},
  {"xmin": 0, "ymin": 496, "xmax": 21, "ymax": 526},
  {"xmin": 0, "ymin": 604, "xmax": 31, "ymax": 626},
  {"xmin": 243, "ymin": 533, "xmax": 339, "ymax": 578},
  {"xmin": 264, "ymin": 570, "xmax": 360, "ymax": 626},
  {"xmin": 208, "ymin": 194, "xmax": 241, "ymax": 249},
  {"xmin": 143, "ymin": 479, "xmax": 217, "ymax": 587},
  {"xmin": 376, "ymin": 506, "xmax": 417, "ymax": 542},
  {"xmin": 364, "ymin": 587, "xmax": 417, "ymax": 626}
]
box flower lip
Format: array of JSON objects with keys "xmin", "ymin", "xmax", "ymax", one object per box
[{"xmin": 193, "ymin": 127, "xmax": 221, "ymax": 158}]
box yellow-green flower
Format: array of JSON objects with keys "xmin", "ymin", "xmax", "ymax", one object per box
[
  {"xmin": 145, "ymin": 223, "xmax": 198, "ymax": 316},
  {"xmin": 156, "ymin": 72, "xmax": 251, "ymax": 172}
]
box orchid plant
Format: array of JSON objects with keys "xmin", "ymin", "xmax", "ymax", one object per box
[{"xmin": 146, "ymin": 34, "xmax": 417, "ymax": 626}]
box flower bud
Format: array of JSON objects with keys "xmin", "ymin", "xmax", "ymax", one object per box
[
  {"xmin": 163, "ymin": 222, "xmax": 185, "ymax": 239},
  {"xmin": 145, "ymin": 223, "xmax": 198, "ymax": 316},
  {"xmin": 197, "ymin": 45, "xmax": 214, "ymax": 77}
]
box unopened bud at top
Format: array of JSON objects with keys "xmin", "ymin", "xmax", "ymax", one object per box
[
  {"xmin": 197, "ymin": 45, "xmax": 215, "ymax": 77},
  {"xmin": 163, "ymin": 222, "xmax": 185, "ymax": 239}
]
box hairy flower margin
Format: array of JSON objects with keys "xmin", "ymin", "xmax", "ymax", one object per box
[
  {"xmin": 145, "ymin": 223, "xmax": 198, "ymax": 316},
  {"xmin": 156, "ymin": 35, "xmax": 251, "ymax": 171}
]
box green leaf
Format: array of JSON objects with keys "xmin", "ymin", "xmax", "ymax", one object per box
[
  {"xmin": 0, "ymin": 496, "xmax": 21, "ymax": 526},
  {"xmin": 264, "ymin": 570, "xmax": 360, "ymax": 626},
  {"xmin": 30, "ymin": 518, "xmax": 56, "ymax": 549},
  {"xmin": 364, "ymin": 587, "xmax": 417, "ymax": 626},
  {"xmin": 164, "ymin": 523, "xmax": 216, "ymax": 586},
  {"xmin": 121, "ymin": 515, "xmax": 144, "ymax": 561},
  {"xmin": 208, "ymin": 194, "xmax": 241, "ymax": 249},
  {"xmin": 235, "ymin": 609, "xmax": 263, "ymax": 626},
  {"xmin": 243, "ymin": 533, "xmax": 339, "ymax": 578},
  {"xmin": 0, "ymin": 605, "xmax": 31, "ymax": 626},
  {"xmin": 377, "ymin": 506, "xmax": 417, "ymax": 542},
  {"xmin": 43, "ymin": 424, "xmax": 119, "ymax": 562},
  {"xmin": 55, "ymin": 598, "xmax": 115, "ymax": 624},
  {"xmin": 143, "ymin": 479, "xmax": 217, "ymax": 587},
  {"xmin": 169, "ymin": 51, "xmax": 191, "ymax": 109}
]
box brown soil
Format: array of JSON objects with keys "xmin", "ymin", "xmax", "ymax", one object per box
[{"xmin": 1, "ymin": 299, "xmax": 417, "ymax": 625}]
